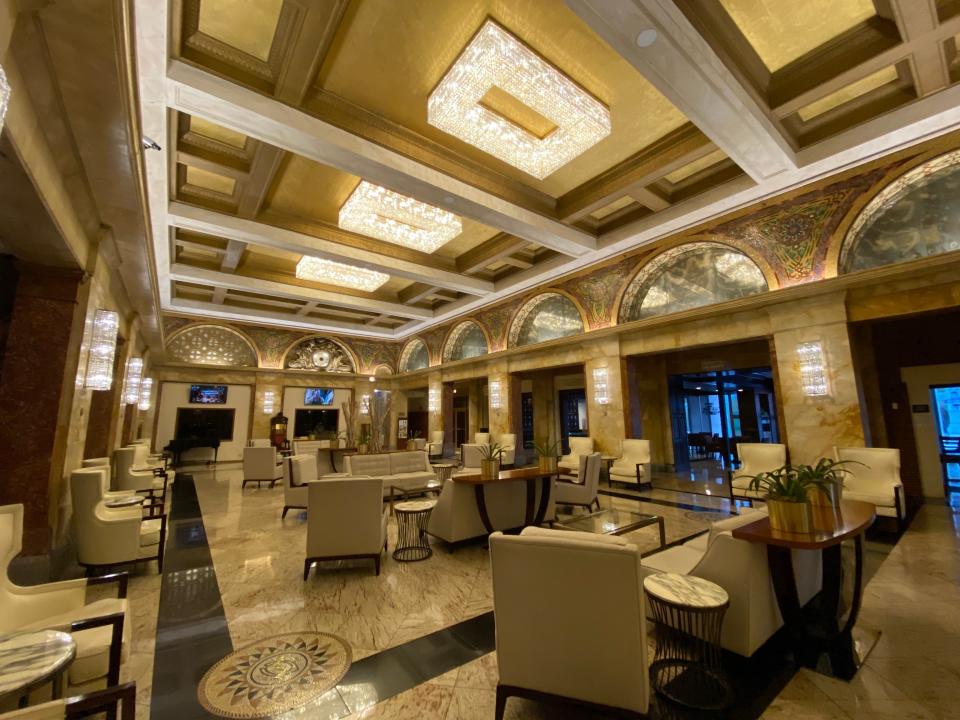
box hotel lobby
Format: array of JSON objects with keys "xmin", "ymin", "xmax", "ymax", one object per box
[{"xmin": 1, "ymin": 0, "xmax": 960, "ymax": 718}]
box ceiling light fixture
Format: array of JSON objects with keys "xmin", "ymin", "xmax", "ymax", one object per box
[
  {"xmin": 635, "ymin": 29, "xmax": 658, "ymax": 47},
  {"xmin": 339, "ymin": 180, "xmax": 461, "ymax": 253},
  {"xmin": 295, "ymin": 255, "xmax": 389, "ymax": 292},
  {"xmin": 85, "ymin": 309, "xmax": 119, "ymax": 391},
  {"xmin": 428, "ymin": 20, "xmax": 611, "ymax": 179}
]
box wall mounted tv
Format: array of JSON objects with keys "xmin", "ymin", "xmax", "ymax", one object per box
[
  {"xmin": 304, "ymin": 387, "xmax": 335, "ymax": 406},
  {"xmin": 190, "ymin": 384, "xmax": 228, "ymax": 404}
]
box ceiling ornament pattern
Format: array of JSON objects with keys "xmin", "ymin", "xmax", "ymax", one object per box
[
  {"xmin": 841, "ymin": 149, "xmax": 960, "ymax": 274},
  {"xmin": 559, "ymin": 256, "xmax": 636, "ymax": 329},
  {"xmin": 419, "ymin": 326, "xmax": 450, "ymax": 366},
  {"xmin": 166, "ymin": 325, "xmax": 258, "ymax": 367},
  {"xmin": 478, "ymin": 298, "xmax": 525, "ymax": 353},
  {"xmin": 442, "ymin": 321, "xmax": 488, "ymax": 362},
  {"xmin": 399, "ymin": 338, "xmax": 430, "ymax": 373},
  {"xmin": 284, "ymin": 337, "xmax": 355, "ymax": 373},
  {"xmin": 348, "ymin": 337, "xmax": 399, "ymax": 375},
  {"xmin": 242, "ymin": 326, "xmax": 303, "ymax": 369},
  {"xmin": 163, "ymin": 316, "xmax": 193, "ymax": 337},
  {"xmin": 509, "ymin": 292, "xmax": 585, "ymax": 348}
]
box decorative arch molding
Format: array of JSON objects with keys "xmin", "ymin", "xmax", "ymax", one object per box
[
  {"xmin": 373, "ymin": 364, "xmax": 393, "ymax": 376},
  {"xmin": 838, "ymin": 148, "xmax": 960, "ymax": 275},
  {"xmin": 508, "ymin": 291, "xmax": 586, "ymax": 348},
  {"xmin": 282, "ymin": 335, "xmax": 358, "ymax": 373},
  {"xmin": 617, "ymin": 241, "xmax": 769, "ymax": 324},
  {"xmin": 441, "ymin": 320, "xmax": 490, "ymax": 362},
  {"xmin": 165, "ymin": 323, "xmax": 259, "ymax": 368},
  {"xmin": 399, "ymin": 338, "xmax": 431, "ymax": 372}
]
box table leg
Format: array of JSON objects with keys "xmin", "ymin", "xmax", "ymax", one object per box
[
  {"xmin": 829, "ymin": 534, "xmax": 865, "ymax": 680},
  {"xmin": 331, "ymin": 450, "xmax": 339, "ymax": 473},
  {"xmin": 767, "ymin": 544, "xmax": 810, "ymax": 664},
  {"xmin": 657, "ymin": 516, "xmax": 666, "ymax": 548},
  {"xmin": 524, "ymin": 479, "xmax": 536, "ymax": 526},
  {"xmin": 474, "ymin": 484, "xmax": 494, "ymax": 534},
  {"xmin": 533, "ymin": 476, "xmax": 552, "ymax": 526}
]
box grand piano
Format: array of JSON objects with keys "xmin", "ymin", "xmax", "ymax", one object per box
[{"xmin": 164, "ymin": 432, "xmax": 221, "ymax": 467}]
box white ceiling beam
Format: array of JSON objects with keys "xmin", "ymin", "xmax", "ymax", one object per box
[
  {"xmin": 565, "ymin": 0, "xmax": 796, "ymax": 182},
  {"xmin": 889, "ymin": 0, "xmax": 950, "ymax": 98},
  {"xmin": 166, "ymin": 60, "xmax": 596, "ymax": 257},
  {"xmin": 168, "ymin": 201, "xmax": 494, "ymax": 296},
  {"xmin": 169, "ymin": 262, "xmax": 434, "ymax": 320}
]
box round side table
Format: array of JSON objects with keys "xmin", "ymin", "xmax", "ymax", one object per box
[
  {"xmin": 431, "ymin": 463, "xmax": 456, "ymax": 483},
  {"xmin": 0, "ymin": 630, "xmax": 76, "ymax": 708},
  {"xmin": 393, "ymin": 499, "xmax": 437, "ymax": 562},
  {"xmin": 643, "ymin": 573, "xmax": 733, "ymax": 711}
]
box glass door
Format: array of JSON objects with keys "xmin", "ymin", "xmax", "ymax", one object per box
[{"xmin": 932, "ymin": 384, "xmax": 960, "ymax": 493}]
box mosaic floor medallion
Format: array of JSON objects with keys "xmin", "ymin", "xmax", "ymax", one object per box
[{"xmin": 197, "ymin": 632, "xmax": 352, "ymax": 718}]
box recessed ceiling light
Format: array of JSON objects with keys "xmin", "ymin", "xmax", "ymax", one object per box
[
  {"xmin": 635, "ymin": 29, "xmax": 658, "ymax": 47},
  {"xmin": 428, "ymin": 20, "xmax": 611, "ymax": 179},
  {"xmin": 295, "ymin": 255, "xmax": 389, "ymax": 292},
  {"xmin": 339, "ymin": 181, "xmax": 462, "ymax": 253}
]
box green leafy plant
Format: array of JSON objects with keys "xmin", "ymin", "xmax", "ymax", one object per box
[
  {"xmin": 742, "ymin": 458, "xmax": 861, "ymax": 503},
  {"xmin": 480, "ymin": 443, "xmax": 504, "ymax": 461},
  {"xmin": 532, "ymin": 437, "xmax": 561, "ymax": 458},
  {"xmin": 357, "ymin": 429, "xmax": 371, "ymax": 445},
  {"xmin": 408, "ymin": 429, "xmax": 422, "ymax": 440}
]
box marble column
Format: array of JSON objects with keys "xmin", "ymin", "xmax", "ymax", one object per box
[
  {"xmin": 584, "ymin": 339, "xmax": 627, "ymax": 456},
  {"xmin": 390, "ymin": 383, "xmax": 407, "ymax": 450},
  {"xmin": 427, "ymin": 374, "xmax": 444, "ymax": 449},
  {"xmin": 0, "ymin": 264, "xmax": 83, "ymax": 555},
  {"xmin": 770, "ymin": 297, "xmax": 865, "ymax": 465},
  {"xmin": 487, "ymin": 366, "xmax": 512, "ymax": 439},
  {"xmin": 251, "ymin": 377, "xmax": 283, "ymax": 441}
]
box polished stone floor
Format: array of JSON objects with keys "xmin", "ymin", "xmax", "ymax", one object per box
[{"xmin": 111, "ymin": 462, "xmax": 959, "ymax": 719}]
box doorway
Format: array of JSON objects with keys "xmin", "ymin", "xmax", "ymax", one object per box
[
  {"xmin": 931, "ymin": 384, "xmax": 960, "ymax": 494},
  {"xmin": 558, "ymin": 388, "xmax": 587, "ymax": 454},
  {"xmin": 453, "ymin": 394, "xmax": 468, "ymax": 447}
]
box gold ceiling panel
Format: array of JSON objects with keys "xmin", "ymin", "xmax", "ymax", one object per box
[
  {"xmin": 719, "ymin": 0, "xmax": 876, "ymax": 71},
  {"xmin": 197, "ymin": 0, "xmax": 283, "ymax": 62},
  {"xmin": 590, "ymin": 195, "xmax": 635, "ymax": 220},
  {"xmin": 664, "ymin": 148, "xmax": 729, "ymax": 184},
  {"xmin": 797, "ymin": 66, "xmax": 900, "ymax": 121},
  {"xmin": 316, "ymin": 0, "xmax": 686, "ymax": 197},
  {"xmin": 185, "ymin": 165, "xmax": 237, "ymax": 196},
  {"xmin": 189, "ymin": 116, "xmax": 248, "ymax": 149},
  {"xmin": 478, "ymin": 85, "xmax": 558, "ymax": 140}
]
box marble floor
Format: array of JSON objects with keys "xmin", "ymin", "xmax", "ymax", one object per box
[{"xmin": 110, "ymin": 463, "xmax": 960, "ymax": 719}]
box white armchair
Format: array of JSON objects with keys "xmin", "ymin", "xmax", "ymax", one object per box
[
  {"xmin": 0, "ymin": 504, "xmax": 129, "ymax": 695},
  {"xmin": 475, "ymin": 432, "xmax": 491, "ymax": 444},
  {"xmin": 555, "ymin": 453, "xmax": 601, "ymax": 512},
  {"xmin": 72, "ymin": 468, "xmax": 166, "ymax": 573},
  {"xmin": 609, "ymin": 439, "xmax": 651, "ymax": 487},
  {"xmin": 242, "ymin": 446, "xmax": 283, "ymax": 489},
  {"xmin": 731, "ymin": 443, "xmax": 787, "ymax": 502},
  {"xmin": 834, "ymin": 447, "xmax": 905, "ymax": 527},
  {"xmin": 304, "ymin": 477, "xmax": 388, "ymax": 578},
  {"xmin": 412, "ymin": 438, "xmax": 426, "ymax": 451},
  {"xmin": 112, "ymin": 447, "xmax": 167, "ymax": 508},
  {"xmin": 558, "ymin": 436, "xmax": 593, "ymax": 475},
  {"xmin": 499, "ymin": 433, "xmax": 517, "ymax": 467},
  {"xmin": 454, "ymin": 444, "xmax": 485, "ymax": 476},
  {"xmin": 282, "ymin": 454, "xmax": 316, "ymax": 519},
  {"xmin": 490, "ymin": 527, "xmax": 649, "ymax": 718},
  {"xmin": 427, "ymin": 431, "xmax": 444, "ymax": 457}
]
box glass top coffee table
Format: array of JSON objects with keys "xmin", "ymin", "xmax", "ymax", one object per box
[{"xmin": 557, "ymin": 509, "xmax": 665, "ymax": 549}]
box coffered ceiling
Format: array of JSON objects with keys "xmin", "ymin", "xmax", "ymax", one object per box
[{"xmin": 134, "ymin": 0, "xmax": 960, "ymax": 341}]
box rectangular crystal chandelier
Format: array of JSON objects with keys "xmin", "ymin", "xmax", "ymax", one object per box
[
  {"xmin": 295, "ymin": 255, "xmax": 389, "ymax": 291},
  {"xmin": 122, "ymin": 357, "xmax": 144, "ymax": 405},
  {"xmin": 592, "ymin": 367, "xmax": 610, "ymax": 405},
  {"xmin": 85, "ymin": 309, "xmax": 119, "ymax": 391},
  {"xmin": 428, "ymin": 20, "xmax": 611, "ymax": 179},
  {"xmin": 138, "ymin": 378, "xmax": 154, "ymax": 411},
  {"xmin": 339, "ymin": 180, "xmax": 461, "ymax": 253},
  {"xmin": 797, "ymin": 341, "xmax": 829, "ymax": 396}
]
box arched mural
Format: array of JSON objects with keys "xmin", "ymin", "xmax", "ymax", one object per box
[
  {"xmin": 618, "ymin": 242, "xmax": 768, "ymax": 323},
  {"xmin": 284, "ymin": 336, "xmax": 355, "ymax": 373},
  {"xmin": 399, "ymin": 338, "xmax": 430, "ymax": 372},
  {"xmin": 166, "ymin": 325, "xmax": 258, "ymax": 367},
  {"xmin": 442, "ymin": 321, "xmax": 489, "ymax": 362},
  {"xmin": 841, "ymin": 149, "xmax": 960, "ymax": 274},
  {"xmin": 509, "ymin": 292, "xmax": 585, "ymax": 348}
]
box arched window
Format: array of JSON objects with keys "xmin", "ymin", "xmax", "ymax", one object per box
[
  {"xmin": 443, "ymin": 321, "xmax": 488, "ymax": 362},
  {"xmin": 399, "ymin": 338, "xmax": 430, "ymax": 372},
  {"xmin": 619, "ymin": 243, "xmax": 767, "ymax": 322},
  {"xmin": 166, "ymin": 325, "xmax": 257, "ymax": 367},
  {"xmin": 841, "ymin": 150, "xmax": 960, "ymax": 273},
  {"xmin": 509, "ymin": 293, "xmax": 584, "ymax": 348}
]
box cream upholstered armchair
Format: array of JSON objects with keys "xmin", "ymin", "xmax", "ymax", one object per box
[
  {"xmin": 731, "ymin": 443, "xmax": 787, "ymax": 503},
  {"xmin": 499, "ymin": 433, "xmax": 517, "ymax": 467},
  {"xmin": 242, "ymin": 446, "xmax": 283, "ymax": 489},
  {"xmin": 72, "ymin": 468, "xmax": 166, "ymax": 573},
  {"xmin": 0, "ymin": 503, "xmax": 129, "ymax": 695},
  {"xmin": 558, "ymin": 436, "xmax": 593, "ymax": 475},
  {"xmin": 474, "ymin": 432, "xmax": 491, "ymax": 444},
  {"xmin": 555, "ymin": 453, "xmax": 601, "ymax": 512},
  {"xmin": 609, "ymin": 439, "xmax": 651, "ymax": 487},
  {"xmin": 834, "ymin": 447, "xmax": 905, "ymax": 528},
  {"xmin": 489, "ymin": 527, "xmax": 649, "ymax": 718},
  {"xmin": 112, "ymin": 447, "xmax": 167, "ymax": 509},
  {"xmin": 304, "ymin": 477, "xmax": 388, "ymax": 578},
  {"xmin": 131, "ymin": 438, "xmax": 167, "ymax": 469},
  {"xmin": 453, "ymin": 443, "xmax": 485, "ymax": 477},
  {"xmin": 427, "ymin": 431, "xmax": 444, "ymax": 458},
  {"xmin": 282, "ymin": 454, "xmax": 317, "ymax": 519}
]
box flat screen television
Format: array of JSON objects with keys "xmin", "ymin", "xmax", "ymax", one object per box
[
  {"xmin": 304, "ymin": 387, "xmax": 335, "ymax": 406},
  {"xmin": 175, "ymin": 408, "xmax": 235, "ymax": 441},
  {"xmin": 294, "ymin": 409, "xmax": 338, "ymax": 438},
  {"xmin": 190, "ymin": 384, "xmax": 228, "ymax": 404}
]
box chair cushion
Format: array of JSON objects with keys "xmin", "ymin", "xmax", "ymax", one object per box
[
  {"xmin": 348, "ymin": 455, "xmax": 391, "ymax": 477},
  {"xmin": 641, "ymin": 546, "xmax": 704, "ymax": 575},
  {"xmin": 609, "ymin": 461, "xmax": 638, "ymax": 477},
  {"xmin": 140, "ymin": 518, "xmax": 162, "ymax": 547},
  {"xmin": 843, "ymin": 490, "xmax": 896, "ymax": 509},
  {"xmin": 390, "ymin": 452, "xmax": 427, "ymax": 474},
  {"xmin": 683, "ymin": 532, "xmax": 710, "ymax": 552}
]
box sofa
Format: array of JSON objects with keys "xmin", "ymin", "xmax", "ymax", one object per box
[
  {"xmin": 640, "ymin": 509, "xmax": 821, "ymax": 657},
  {"xmin": 344, "ymin": 451, "xmax": 435, "ymax": 497},
  {"xmin": 427, "ymin": 476, "xmax": 556, "ymax": 544}
]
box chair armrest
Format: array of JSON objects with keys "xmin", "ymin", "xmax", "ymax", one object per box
[
  {"xmin": 65, "ymin": 682, "xmax": 136, "ymax": 720},
  {"xmin": 68, "ymin": 612, "xmax": 125, "ymax": 686},
  {"xmin": 86, "ymin": 572, "xmax": 129, "ymax": 599}
]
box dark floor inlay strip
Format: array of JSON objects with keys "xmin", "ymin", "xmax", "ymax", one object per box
[
  {"xmin": 600, "ymin": 487, "xmax": 735, "ymax": 514},
  {"xmin": 151, "ymin": 475, "xmax": 233, "ymax": 720}
]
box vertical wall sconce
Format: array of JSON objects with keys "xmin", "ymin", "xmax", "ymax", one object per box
[
  {"xmin": 122, "ymin": 357, "xmax": 144, "ymax": 405},
  {"xmin": 428, "ymin": 386, "xmax": 440, "ymax": 413},
  {"xmin": 0, "ymin": 64, "xmax": 10, "ymax": 134},
  {"xmin": 592, "ymin": 366, "xmax": 610, "ymax": 405},
  {"xmin": 797, "ymin": 341, "xmax": 829, "ymax": 396},
  {"xmin": 262, "ymin": 389, "xmax": 276, "ymax": 415},
  {"xmin": 360, "ymin": 393, "xmax": 371, "ymax": 415},
  {"xmin": 85, "ymin": 309, "xmax": 119, "ymax": 390},
  {"xmin": 489, "ymin": 379, "xmax": 502, "ymax": 410},
  {"xmin": 138, "ymin": 378, "xmax": 154, "ymax": 411}
]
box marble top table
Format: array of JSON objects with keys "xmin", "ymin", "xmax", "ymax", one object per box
[
  {"xmin": 0, "ymin": 630, "xmax": 76, "ymax": 704},
  {"xmin": 644, "ymin": 573, "xmax": 729, "ymax": 609}
]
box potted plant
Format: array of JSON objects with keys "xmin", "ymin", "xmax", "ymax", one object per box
[
  {"xmin": 533, "ymin": 437, "xmax": 561, "ymax": 474},
  {"xmin": 406, "ymin": 429, "xmax": 422, "ymax": 451},
  {"xmin": 745, "ymin": 464, "xmax": 833, "ymax": 533},
  {"xmin": 795, "ymin": 457, "xmax": 858, "ymax": 508},
  {"xmin": 357, "ymin": 429, "xmax": 370, "ymax": 455},
  {"xmin": 479, "ymin": 443, "xmax": 503, "ymax": 480}
]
